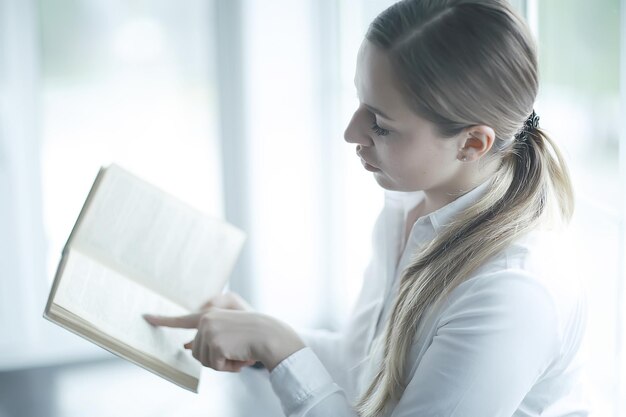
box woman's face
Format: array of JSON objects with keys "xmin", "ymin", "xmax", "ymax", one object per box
[{"xmin": 344, "ymin": 40, "xmax": 464, "ymax": 192}]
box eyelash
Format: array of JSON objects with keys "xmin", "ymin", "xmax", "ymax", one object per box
[{"xmin": 371, "ymin": 121, "xmax": 390, "ymax": 137}]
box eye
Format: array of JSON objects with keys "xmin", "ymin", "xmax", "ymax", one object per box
[{"xmin": 371, "ymin": 121, "xmax": 390, "ymax": 137}]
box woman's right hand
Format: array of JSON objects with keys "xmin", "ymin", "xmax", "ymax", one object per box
[
  {"xmin": 194, "ymin": 291, "xmax": 258, "ymax": 370},
  {"xmin": 197, "ymin": 291, "xmax": 254, "ymax": 313}
]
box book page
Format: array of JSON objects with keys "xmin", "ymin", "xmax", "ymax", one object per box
[
  {"xmin": 54, "ymin": 248, "xmax": 201, "ymax": 379},
  {"xmin": 72, "ymin": 164, "xmax": 246, "ymax": 311}
]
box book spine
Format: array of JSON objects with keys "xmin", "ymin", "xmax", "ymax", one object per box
[{"xmin": 62, "ymin": 165, "xmax": 107, "ymax": 255}]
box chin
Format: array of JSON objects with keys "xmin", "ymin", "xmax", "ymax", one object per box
[{"xmin": 374, "ymin": 175, "xmax": 422, "ymax": 192}]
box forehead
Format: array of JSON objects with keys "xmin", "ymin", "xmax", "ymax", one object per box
[{"xmin": 354, "ymin": 40, "xmax": 411, "ymax": 119}]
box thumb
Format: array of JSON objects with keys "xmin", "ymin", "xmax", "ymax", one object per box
[{"xmin": 143, "ymin": 312, "xmax": 202, "ymax": 329}]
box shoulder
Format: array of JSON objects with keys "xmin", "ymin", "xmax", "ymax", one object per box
[
  {"xmin": 438, "ymin": 228, "xmax": 587, "ymax": 351},
  {"xmin": 456, "ymin": 228, "xmax": 585, "ymax": 309}
]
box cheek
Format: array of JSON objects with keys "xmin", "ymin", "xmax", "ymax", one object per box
[
  {"xmin": 374, "ymin": 142, "xmax": 419, "ymax": 185},
  {"xmin": 383, "ymin": 140, "xmax": 430, "ymax": 172},
  {"xmin": 383, "ymin": 140, "xmax": 450, "ymax": 183},
  {"xmin": 419, "ymin": 145, "xmax": 449, "ymax": 169}
]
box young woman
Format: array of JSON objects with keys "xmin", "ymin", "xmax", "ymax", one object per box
[{"xmin": 144, "ymin": 0, "xmax": 588, "ymax": 415}]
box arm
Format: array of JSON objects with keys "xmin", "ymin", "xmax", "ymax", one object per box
[
  {"xmin": 269, "ymin": 347, "xmax": 358, "ymax": 416},
  {"xmin": 268, "ymin": 270, "xmax": 564, "ymax": 417},
  {"xmin": 295, "ymin": 327, "xmax": 344, "ymax": 377}
]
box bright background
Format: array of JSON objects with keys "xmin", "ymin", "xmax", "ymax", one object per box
[{"xmin": 0, "ymin": 0, "xmax": 623, "ymax": 416}]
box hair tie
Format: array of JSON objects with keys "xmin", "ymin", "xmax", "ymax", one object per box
[{"xmin": 515, "ymin": 110, "xmax": 540, "ymax": 142}]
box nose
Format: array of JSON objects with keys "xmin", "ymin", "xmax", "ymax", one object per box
[{"xmin": 344, "ymin": 108, "xmax": 374, "ymax": 147}]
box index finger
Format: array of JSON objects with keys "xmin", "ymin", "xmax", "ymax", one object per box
[{"xmin": 143, "ymin": 313, "xmax": 202, "ymax": 329}]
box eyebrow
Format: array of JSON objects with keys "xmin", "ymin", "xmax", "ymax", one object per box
[{"xmin": 363, "ymin": 104, "xmax": 395, "ymax": 122}]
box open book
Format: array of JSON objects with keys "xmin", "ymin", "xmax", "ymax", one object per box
[{"xmin": 43, "ymin": 164, "xmax": 246, "ymax": 393}]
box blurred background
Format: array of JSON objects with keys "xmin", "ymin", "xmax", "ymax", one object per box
[{"xmin": 0, "ymin": 0, "xmax": 623, "ymax": 416}]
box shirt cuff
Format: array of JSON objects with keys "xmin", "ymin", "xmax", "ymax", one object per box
[{"xmin": 269, "ymin": 346, "xmax": 343, "ymax": 415}]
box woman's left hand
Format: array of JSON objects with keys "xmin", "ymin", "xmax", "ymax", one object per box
[{"xmin": 143, "ymin": 308, "xmax": 305, "ymax": 372}]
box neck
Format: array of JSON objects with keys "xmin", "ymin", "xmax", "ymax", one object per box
[{"xmin": 412, "ymin": 159, "xmax": 497, "ymax": 217}]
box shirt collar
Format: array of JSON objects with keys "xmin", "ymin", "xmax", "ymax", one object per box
[
  {"xmin": 429, "ymin": 178, "xmax": 493, "ymax": 232},
  {"xmin": 384, "ymin": 178, "xmax": 493, "ymax": 233}
]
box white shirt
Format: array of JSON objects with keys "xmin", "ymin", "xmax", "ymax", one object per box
[{"xmin": 268, "ymin": 179, "xmax": 589, "ymax": 417}]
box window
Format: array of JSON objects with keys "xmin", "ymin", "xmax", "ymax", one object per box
[
  {"xmin": 532, "ymin": 0, "xmax": 622, "ymax": 414},
  {"xmin": 0, "ymin": 0, "xmax": 224, "ymax": 368},
  {"xmin": 39, "ymin": 0, "xmax": 224, "ymax": 285}
]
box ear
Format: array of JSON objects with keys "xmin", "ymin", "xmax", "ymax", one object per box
[{"xmin": 457, "ymin": 125, "xmax": 496, "ymax": 162}]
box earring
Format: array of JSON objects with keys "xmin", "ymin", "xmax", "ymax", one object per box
[{"xmin": 458, "ymin": 147, "xmax": 467, "ymax": 161}]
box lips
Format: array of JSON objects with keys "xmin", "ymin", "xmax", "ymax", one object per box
[
  {"xmin": 357, "ymin": 153, "xmax": 380, "ymax": 172},
  {"xmin": 356, "ymin": 150, "xmax": 379, "ymax": 170},
  {"xmin": 361, "ymin": 158, "xmax": 380, "ymax": 172}
]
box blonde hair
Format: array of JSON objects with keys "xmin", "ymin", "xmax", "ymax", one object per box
[{"xmin": 354, "ymin": 1, "xmax": 575, "ymax": 416}]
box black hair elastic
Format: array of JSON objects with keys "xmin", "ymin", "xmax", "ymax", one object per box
[{"xmin": 515, "ymin": 110, "xmax": 540, "ymax": 142}]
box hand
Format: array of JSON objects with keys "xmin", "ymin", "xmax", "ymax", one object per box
[{"xmin": 143, "ymin": 308, "xmax": 305, "ymax": 373}]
